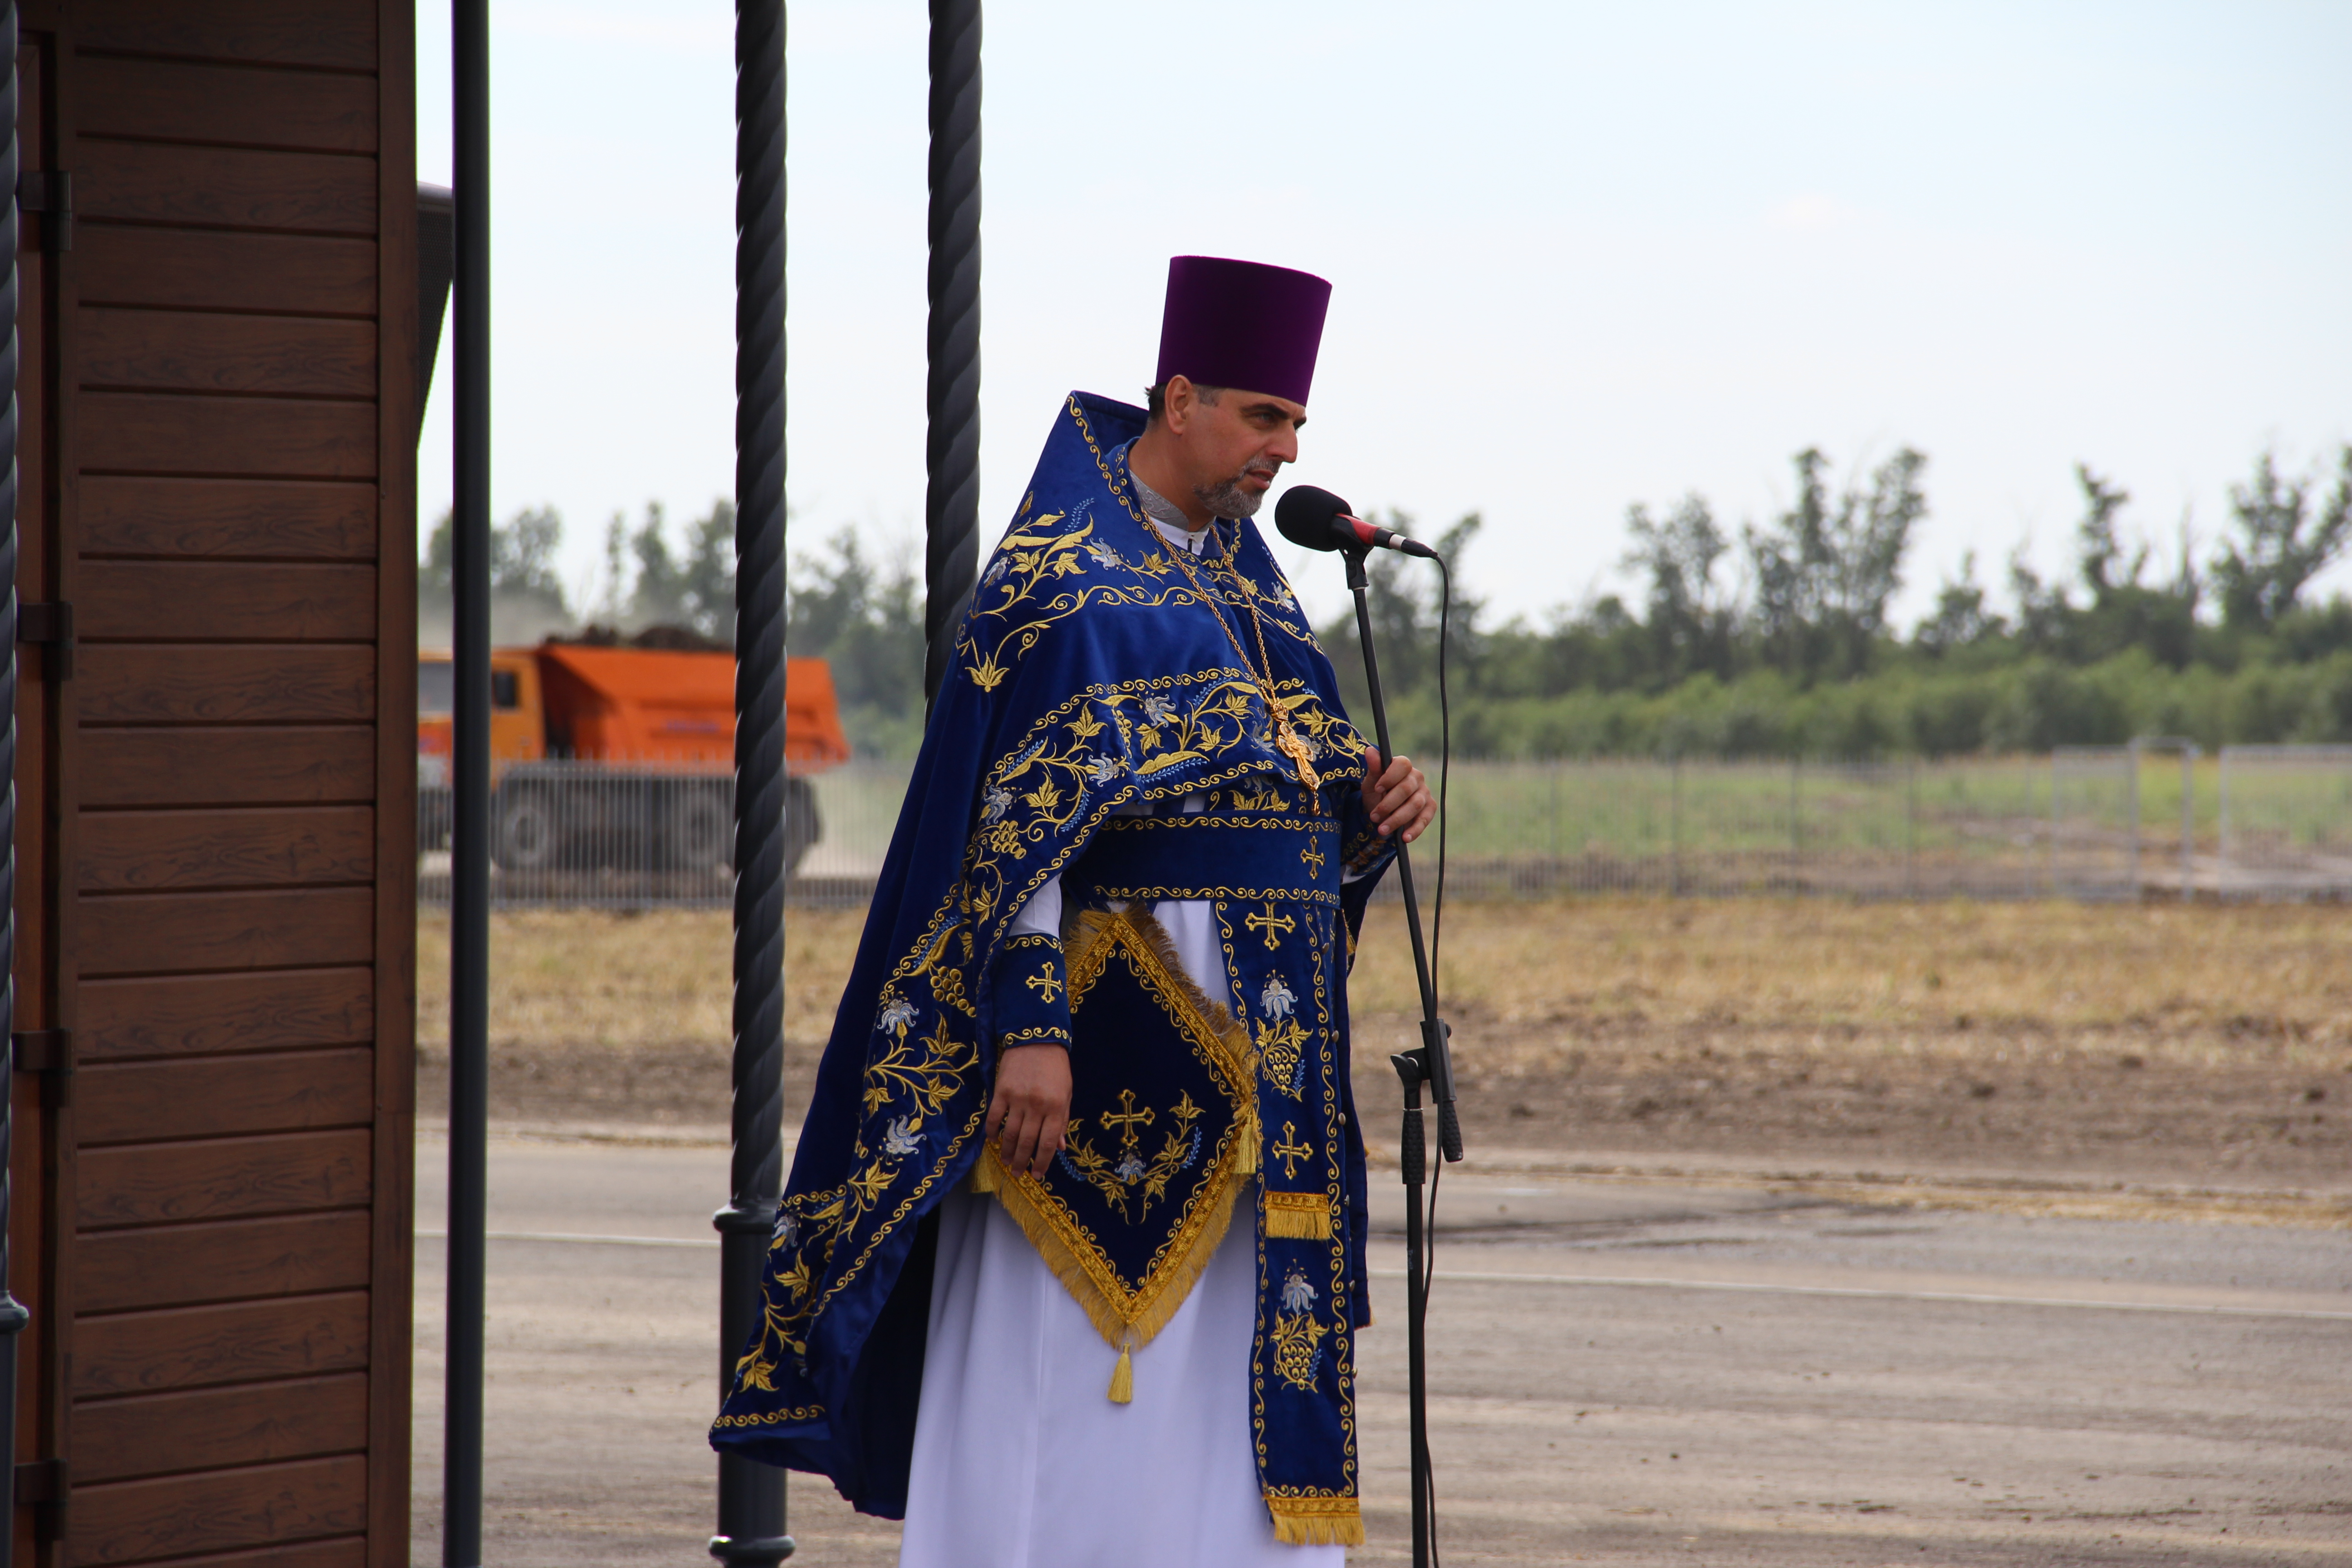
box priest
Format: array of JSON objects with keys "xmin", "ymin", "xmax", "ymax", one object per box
[{"xmin": 712, "ymin": 255, "xmax": 1433, "ymax": 1564}]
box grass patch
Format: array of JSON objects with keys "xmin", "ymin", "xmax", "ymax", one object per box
[
  {"xmin": 416, "ymin": 906, "xmax": 863, "ymax": 1055},
  {"xmin": 420, "ymin": 897, "xmax": 2352, "ymax": 1067}
]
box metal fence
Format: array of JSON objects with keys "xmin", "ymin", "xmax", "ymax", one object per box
[
  {"xmin": 416, "ymin": 760, "xmax": 841, "ymax": 910},
  {"xmin": 1401, "ymin": 756, "xmax": 2057, "ymax": 899},
  {"xmin": 415, "ymin": 747, "xmax": 2352, "ymax": 910},
  {"xmin": 2217, "ymin": 745, "xmax": 2352, "ymax": 897}
]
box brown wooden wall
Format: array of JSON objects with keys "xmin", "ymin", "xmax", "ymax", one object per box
[{"xmin": 11, "ymin": 3, "xmax": 416, "ymax": 1566}]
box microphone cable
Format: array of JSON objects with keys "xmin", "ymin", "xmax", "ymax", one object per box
[{"xmin": 1421, "ymin": 551, "xmax": 1454, "ymax": 1564}]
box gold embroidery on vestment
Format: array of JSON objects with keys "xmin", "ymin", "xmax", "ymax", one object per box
[
  {"xmin": 1245, "ymin": 902, "xmax": 1296, "ymax": 949},
  {"xmin": 975, "ymin": 907, "xmax": 1257, "ymax": 1380},
  {"xmin": 1264, "ymin": 1492, "xmax": 1363, "ymax": 1547},
  {"xmin": 1272, "ymin": 1310, "xmax": 1328, "ymax": 1391},
  {"xmin": 1270, "ymin": 1121, "xmax": 1313, "ymax": 1180},
  {"xmin": 1263, "ymin": 1189, "xmax": 1333, "ymax": 1240}
]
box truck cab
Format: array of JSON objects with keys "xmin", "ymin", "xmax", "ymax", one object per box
[{"xmin": 416, "ymin": 648, "xmax": 545, "ymax": 787}]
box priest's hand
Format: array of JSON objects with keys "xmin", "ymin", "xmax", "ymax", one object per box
[
  {"xmin": 1361, "ymin": 747, "xmax": 1435, "ymax": 844},
  {"xmin": 986, "ymin": 1043, "xmax": 1073, "ymax": 1179}
]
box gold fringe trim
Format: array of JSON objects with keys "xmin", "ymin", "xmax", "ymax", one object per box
[
  {"xmin": 969, "ymin": 906, "xmax": 1264, "ymax": 1390},
  {"xmin": 977, "ymin": 1137, "xmax": 1247, "ymax": 1361},
  {"xmin": 1267, "ymin": 1494, "xmax": 1364, "ymax": 1547},
  {"xmin": 1263, "ymin": 1190, "xmax": 1332, "ymax": 1239}
]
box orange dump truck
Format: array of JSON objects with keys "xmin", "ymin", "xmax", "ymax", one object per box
[{"xmin": 417, "ymin": 641, "xmax": 851, "ymax": 874}]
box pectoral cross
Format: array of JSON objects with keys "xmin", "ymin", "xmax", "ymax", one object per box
[
  {"xmin": 1271, "ymin": 1121, "xmax": 1314, "ymax": 1180},
  {"xmin": 1025, "ymin": 965, "xmax": 1063, "ymax": 1003},
  {"xmin": 1245, "ymin": 902, "xmax": 1296, "ymax": 950},
  {"xmin": 1273, "ymin": 717, "xmax": 1321, "ymax": 790},
  {"xmin": 1100, "ymin": 1089, "xmax": 1156, "ymax": 1150}
]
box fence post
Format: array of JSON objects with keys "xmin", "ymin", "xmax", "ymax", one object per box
[
  {"xmin": 1548, "ymin": 763, "xmax": 1559, "ymax": 866},
  {"xmin": 1906, "ymin": 758, "xmax": 1918, "ymax": 898},
  {"xmin": 2218, "ymin": 746, "xmax": 2232, "ymax": 887},
  {"xmin": 1788, "ymin": 755, "xmax": 1801, "ymax": 893},
  {"xmin": 1670, "ymin": 755, "xmax": 1682, "ymax": 897},
  {"xmin": 2048, "ymin": 753, "xmax": 2058, "ymax": 897},
  {"xmin": 2181, "ymin": 745, "xmax": 2196, "ymax": 899},
  {"xmin": 2127, "ymin": 739, "xmax": 2143, "ymax": 899}
]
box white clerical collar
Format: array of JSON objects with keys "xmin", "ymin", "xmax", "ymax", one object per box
[{"xmin": 1129, "ymin": 472, "xmax": 1213, "ymax": 555}]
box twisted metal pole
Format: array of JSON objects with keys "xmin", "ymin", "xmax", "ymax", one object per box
[
  {"xmin": 712, "ymin": 3, "xmax": 793, "ymax": 1564},
  {"xmin": 0, "ymin": 16, "xmax": 30, "ymax": 1567},
  {"xmin": 443, "ymin": 1, "xmax": 491, "ymax": 1563},
  {"xmin": 924, "ymin": 0, "xmax": 981, "ymax": 710}
]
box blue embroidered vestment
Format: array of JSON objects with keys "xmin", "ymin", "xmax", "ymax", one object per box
[{"xmin": 711, "ymin": 392, "xmax": 1395, "ymax": 1546}]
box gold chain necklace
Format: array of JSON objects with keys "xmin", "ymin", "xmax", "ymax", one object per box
[{"xmin": 1117, "ymin": 470, "xmax": 1321, "ymax": 790}]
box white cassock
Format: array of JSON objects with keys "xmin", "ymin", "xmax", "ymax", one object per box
[{"xmin": 898, "ymin": 521, "xmax": 1348, "ymax": 1568}]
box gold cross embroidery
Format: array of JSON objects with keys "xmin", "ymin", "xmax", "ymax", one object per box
[
  {"xmin": 1271, "ymin": 1121, "xmax": 1314, "ymax": 1179},
  {"xmin": 1245, "ymin": 902, "xmax": 1296, "ymax": 950},
  {"xmin": 1024, "ymin": 964, "xmax": 1063, "ymax": 1004},
  {"xmin": 1299, "ymin": 838, "xmax": 1327, "ymax": 877},
  {"xmin": 1100, "ymin": 1089, "xmax": 1156, "ymax": 1149}
]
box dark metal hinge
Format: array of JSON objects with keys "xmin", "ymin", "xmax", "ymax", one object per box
[
  {"xmin": 16, "ymin": 170, "xmax": 73, "ymax": 253},
  {"xmin": 13, "ymin": 1458, "xmax": 64, "ymax": 1505},
  {"xmin": 12, "ymin": 1029, "xmax": 74, "ymax": 1107},
  {"xmin": 15, "ymin": 1456, "xmax": 67, "ymax": 1541},
  {"xmin": 18, "ymin": 601, "xmax": 73, "ymax": 681}
]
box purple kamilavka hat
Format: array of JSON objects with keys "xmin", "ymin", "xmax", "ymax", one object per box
[{"xmin": 1154, "ymin": 255, "xmax": 1332, "ymax": 406}]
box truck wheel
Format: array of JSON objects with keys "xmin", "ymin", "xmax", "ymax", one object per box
[
  {"xmin": 666, "ymin": 788, "xmax": 732, "ymax": 872},
  {"xmin": 784, "ymin": 775, "xmax": 821, "ymax": 877},
  {"xmin": 493, "ymin": 789, "xmax": 559, "ymax": 871}
]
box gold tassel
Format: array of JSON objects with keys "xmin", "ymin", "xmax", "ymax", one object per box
[
  {"xmin": 1267, "ymin": 1495, "xmax": 1364, "ymax": 1545},
  {"xmin": 968, "ymin": 1149, "xmax": 1000, "ymax": 1194},
  {"xmin": 1234, "ymin": 1107, "xmax": 1259, "ymax": 1176},
  {"xmin": 1107, "ymin": 1341, "xmax": 1134, "ymax": 1404},
  {"xmin": 1264, "ymin": 1190, "xmax": 1332, "ymax": 1239}
]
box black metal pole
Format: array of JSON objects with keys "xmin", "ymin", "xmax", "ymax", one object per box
[
  {"xmin": 1344, "ymin": 553, "xmax": 1458, "ymax": 1158},
  {"xmin": 1344, "ymin": 549, "xmax": 1457, "ymax": 1568},
  {"xmin": 923, "ymin": 0, "xmax": 980, "ymax": 711},
  {"xmin": 712, "ymin": 3, "xmax": 793, "ymax": 1564},
  {"xmin": 444, "ymin": 2, "xmax": 490, "ymax": 1564},
  {"xmin": 1390, "ymin": 1050, "xmax": 1428, "ymax": 1568},
  {"xmin": 0, "ymin": 17, "xmax": 30, "ymax": 1567}
]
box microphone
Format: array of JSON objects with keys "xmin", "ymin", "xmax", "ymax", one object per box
[{"xmin": 1274, "ymin": 485, "xmax": 1440, "ymax": 559}]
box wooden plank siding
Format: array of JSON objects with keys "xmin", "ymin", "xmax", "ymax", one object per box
[
  {"xmin": 74, "ymin": 1295, "xmax": 373, "ymax": 1401},
  {"xmin": 30, "ymin": 2, "xmax": 416, "ymax": 1565},
  {"xmin": 13, "ymin": 35, "xmax": 66, "ymax": 1567}
]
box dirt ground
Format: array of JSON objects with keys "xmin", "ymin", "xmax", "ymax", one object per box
[{"xmin": 416, "ymin": 898, "xmax": 2352, "ymax": 1206}]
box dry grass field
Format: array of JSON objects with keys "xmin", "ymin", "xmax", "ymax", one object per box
[{"xmin": 417, "ymin": 897, "xmax": 2352, "ymax": 1202}]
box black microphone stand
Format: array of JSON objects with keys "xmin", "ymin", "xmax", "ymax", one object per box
[{"xmin": 1341, "ymin": 544, "xmax": 1461, "ymax": 1568}]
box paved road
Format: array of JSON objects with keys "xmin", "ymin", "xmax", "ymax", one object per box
[{"xmin": 413, "ymin": 1129, "xmax": 2352, "ymax": 1566}]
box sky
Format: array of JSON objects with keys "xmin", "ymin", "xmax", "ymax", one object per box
[{"xmin": 414, "ymin": 1, "xmax": 2352, "ymax": 635}]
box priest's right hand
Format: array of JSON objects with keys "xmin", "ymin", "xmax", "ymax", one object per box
[{"xmin": 986, "ymin": 1044, "xmax": 1073, "ymax": 1179}]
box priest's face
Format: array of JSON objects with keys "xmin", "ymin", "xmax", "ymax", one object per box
[{"xmin": 1166, "ymin": 377, "xmax": 1306, "ymax": 520}]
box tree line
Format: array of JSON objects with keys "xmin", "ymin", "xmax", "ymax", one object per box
[
  {"xmin": 421, "ymin": 442, "xmax": 2352, "ymax": 759},
  {"xmin": 1327, "ymin": 444, "xmax": 2352, "ymax": 758},
  {"xmin": 419, "ymin": 500, "xmax": 737, "ymax": 641}
]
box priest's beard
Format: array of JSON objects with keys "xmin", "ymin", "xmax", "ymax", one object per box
[{"xmin": 1194, "ymin": 461, "xmax": 1279, "ymax": 520}]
